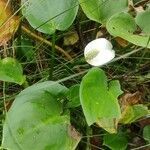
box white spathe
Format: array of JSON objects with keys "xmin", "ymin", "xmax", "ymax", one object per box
[{"xmin": 84, "ymin": 38, "xmax": 115, "ymax": 66}]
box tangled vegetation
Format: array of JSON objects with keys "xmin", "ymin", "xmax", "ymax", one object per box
[{"xmin": 0, "ymin": 0, "xmax": 150, "ymax": 149}]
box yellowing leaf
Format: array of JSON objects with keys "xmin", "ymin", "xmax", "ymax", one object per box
[
  {"xmin": 119, "ymin": 104, "xmax": 149, "ymax": 124},
  {"xmin": 0, "ymin": 0, "xmax": 19, "ymax": 46},
  {"xmin": 119, "ymin": 92, "xmax": 149, "ymax": 124},
  {"xmin": 97, "ymin": 118, "xmax": 118, "ymax": 133}
]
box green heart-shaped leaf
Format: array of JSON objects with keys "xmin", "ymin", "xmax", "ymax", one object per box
[
  {"xmin": 0, "ymin": 57, "xmax": 25, "ymax": 85},
  {"xmin": 135, "ymin": 9, "xmax": 150, "ymax": 34},
  {"xmin": 103, "ymin": 132, "xmax": 128, "ymax": 150},
  {"xmin": 80, "ymin": 67, "xmax": 123, "ymax": 133},
  {"xmin": 21, "ymin": 0, "xmax": 79, "ymax": 34},
  {"xmin": 106, "ymin": 12, "xmax": 150, "ymax": 48},
  {"xmin": 79, "ymin": 0, "xmax": 127, "ymax": 24}
]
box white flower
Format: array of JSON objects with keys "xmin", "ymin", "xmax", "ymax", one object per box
[{"xmin": 84, "ymin": 38, "xmax": 115, "ymax": 66}]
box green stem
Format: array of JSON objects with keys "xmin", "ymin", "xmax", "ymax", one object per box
[
  {"xmin": 49, "ymin": 33, "xmax": 56, "ymax": 80},
  {"xmin": 3, "ymin": 82, "xmax": 6, "ymax": 113},
  {"xmin": 86, "ymin": 126, "xmax": 92, "ymax": 150},
  {"xmin": 137, "ymin": 36, "xmax": 150, "ymax": 67}
]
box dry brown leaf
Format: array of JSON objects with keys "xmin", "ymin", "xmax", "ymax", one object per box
[
  {"xmin": 0, "ymin": 0, "xmax": 20, "ymax": 46},
  {"xmin": 119, "ymin": 91, "xmax": 142, "ymax": 111},
  {"xmin": 68, "ymin": 125, "xmax": 81, "ymax": 141},
  {"xmin": 134, "ymin": 6, "xmax": 144, "ymax": 13},
  {"xmin": 115, "ymin": 37, "xmax": 129, "ymax": 47},
  {"xmin": 128, "ymin": 0, "xmax": 134, "ymax": 11},
  {"xmin": 96, "ymin": 30, "xmax": 104, "ymax": 39},
  {"xmin": 138, "ymin": 118, "xmax": 150, "ymax": 128}
]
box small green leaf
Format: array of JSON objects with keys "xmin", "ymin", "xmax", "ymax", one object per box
[
  {"xmin": 0, "ymin": 57, "xmax": 25, "ymax": 85},
  {"xmin": 103, "ymin": 132, "xmax": 128, "ymax": 150},
  {"xmin": 143, "ymin": 125, "xmax": 150, "ymax": 143},
  {"xmin": 21, "ymin": 0, "xmax": 79, "ymax": 34},
  {"xmin": 120, "ymin": 104, "xmax": 149, "ymax": 124},
  {"xmin": 80, "ymin": 67, "xmax": 123, "ymax": 133},
  {"xmin": 66, "ymin": 84, "xmax": 80, "ymax": 108},
  {"xmin": 107, "ymin": 12, "xmax": 137, "ymax": 36},
  {"xmin": 17, "ymin": 37, "xmax": 35, "ymax": 61},
  {"xmin": 108, "ymin": 80, "xmax": 123, "ymax": 99},
  {"xmin": 2, "ymin": 81, "xmax": 81, "ymax": 150},
  {"xmin": 79, "ymin": 0, "xmax": 128, "ymax": 24},
  {"xmin": 135, "ymin": 9, "xmax": 150, "ymax": 34},
  {"xmin": 106, "ymin": 12, "xmax": 150, "ymax": 48},
  {"xmin": 63, "ymin": 31, "xmax": 79, "ymax": 46}
]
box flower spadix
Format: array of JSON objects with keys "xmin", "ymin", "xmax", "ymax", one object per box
[{"xmin": 84, "ymin": 38, "xmax": 115, "ymax": 66}]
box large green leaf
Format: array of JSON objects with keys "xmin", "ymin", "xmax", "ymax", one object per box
[
  {"xmin": 106, "ymin": 12, "xmax": 150, "ymax": 48},
  {"xmin": 79, "ymin": 0, "xmax": 128, "ymax": 24},
  {"xmin": 21, "ymin": 0, "xmax": 79, "ymax": 34},
  {"xmin": 135, "ymin": 9, "xmax": 150, "ymax": 34},
  {"xmin": 0, "ymin": 57, "xmax": 25, "ymax": 85},
  {"xmin": 103, "ymin": 132, "xmax": 128, "ymax": 150},
  {"xmin": 2, "ymin": 81, "xmax": 81, "ymax": 150},
  {"xmin": 80, "ymin": 67, "xmax": 123, "ymax": 133}
]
